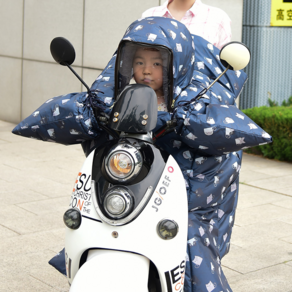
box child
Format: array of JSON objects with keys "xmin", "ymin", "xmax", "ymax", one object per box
[
  {"xmin": 132, "ymin": 47, "xmax": 168, "ymax": 111},
  {"xmin": 13, "ymin": 17, "xmax": 272, "ymax": 292}
]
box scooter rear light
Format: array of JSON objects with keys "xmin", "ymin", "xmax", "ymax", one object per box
[{"xmin": 63, "ymin": 208, "xmax": 82, "ymax": 230}]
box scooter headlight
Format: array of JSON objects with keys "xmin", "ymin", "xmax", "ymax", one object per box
[
  {"xmin": 104, "ymin": 187, "xmax": 133, "ymax": 219},
  {"xmin": 106, "ymin": 194, "xmax": 126, "ymax": 215},
  {"xmin": 105, "ymin": 144, "xmax": 142, "ymax": 182},
  {"xmin": 108, "ymin": 152, "xmax": 133, "ymax": 178}
]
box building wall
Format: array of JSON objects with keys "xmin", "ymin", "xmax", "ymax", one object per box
[
  {"xmin": 240, "ymin": 0, "xmax": 292, "ymax": 109},
  {"xmin": 0, "ymin": 0, "xmax": 243, "ymax": 123}
]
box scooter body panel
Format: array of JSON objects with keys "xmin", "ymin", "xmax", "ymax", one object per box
[
  {"xmin": 70, "ymin": 250, "xmax": 150, "ymax": 292},
  {"xmin": 66, "ymin": 148, "xmax": 188, "ymax": 292}
]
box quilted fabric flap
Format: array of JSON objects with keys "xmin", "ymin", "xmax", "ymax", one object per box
[
  {"xmin": 12, "ymin": 92, "xmax": 100, "ymax": 145},
  {"xmin": 177, "ymin": 103, "xmax": 272, "ymax": 156}
]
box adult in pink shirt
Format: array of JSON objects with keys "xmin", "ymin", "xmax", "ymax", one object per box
[{"xmin": 142, "ymin": 0, "xmax": 231, "ymax": 49}]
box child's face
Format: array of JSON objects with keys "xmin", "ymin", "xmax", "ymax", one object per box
[{"xmin": 133, "ymin": 48, "xmax": 164, "ymax": 96}]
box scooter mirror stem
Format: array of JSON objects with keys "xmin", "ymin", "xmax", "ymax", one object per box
[
  {"xmin": 65, "ymin": 62, "xmax": 91, "ymax": 93},
  {"xmin": 206, "ymin": 64, "xmax": 230, "ymax": 91},
  {"xmin": 197, "ymin": 65, "xmax": 230, "ymax": 100}
]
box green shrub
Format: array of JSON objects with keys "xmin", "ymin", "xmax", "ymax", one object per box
[
  {"xmin": 268, "ymin": 96, "xmax": 292, "ymax": 107},
  {"xmin": 242, "ymin": 106, "xmax": 292, "ymax": 161},
  {"xmin": 268, "ymin": 98, "xmax": 278, "ymax": 107},
  {"xmin": 281, "ymin": 96, "xmax": 292, "ymax": 107}
]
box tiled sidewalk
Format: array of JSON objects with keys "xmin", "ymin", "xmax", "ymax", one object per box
[{"xmin": 1, "ymin": 120, "xmax": 292, "ymax": 291}]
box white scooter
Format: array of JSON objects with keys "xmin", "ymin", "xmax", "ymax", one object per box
[
  {"xmin": 50, "ymin": 38, "xmax": 188, "ymax": 291},
  {"xmin": 65, "ymin": 128, "xmax": 188, "ymax": 292},
  {"xmin": 65, "ymin": 94, "xmax": 188, "ymax": 291},
  {"xmin": 50, "ymin": 37, "xmax": 250, "ymax": 292}
]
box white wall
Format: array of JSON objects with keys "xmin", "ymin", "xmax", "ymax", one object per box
[{"xmin": 0, "ymin": 0, "xmax": 243, "ymax": 123}]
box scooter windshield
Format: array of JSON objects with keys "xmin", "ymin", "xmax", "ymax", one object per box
[{"xmin": 115, "ymin": 41, "xmax": 173, "ymax": 112}]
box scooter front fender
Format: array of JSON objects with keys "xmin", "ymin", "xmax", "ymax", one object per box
[{"xmin": 69, "ymin": 249, "xmax": 150, "ymax": 292}]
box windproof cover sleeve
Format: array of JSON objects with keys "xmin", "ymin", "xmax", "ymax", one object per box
[
  {"xmin": 174, "ymin": 103, "xmax": 272, "ymax": 156},
  {"xmin": 12, "ymin": 92, "xmax": 102, "ymax": 145},
  {"xmin": 12, "ymin": 52, "xmax": 118, "ymax": 145}
]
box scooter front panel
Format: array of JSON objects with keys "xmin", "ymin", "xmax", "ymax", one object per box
[{"xmin": 66, "ymin": 149, "xmax": 188, "ymax": 292}]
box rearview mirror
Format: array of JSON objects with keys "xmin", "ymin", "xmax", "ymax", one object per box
[
  {"xmin": 220, "ymin": 42, "xmax": 250, "ymax": 71},
  {"xmin": 50, "ymin": 37, "xmax": 90, "ymax": 91},
  {"xmin": 195, "ymin": 42, "xmax": 250, "ymax": 101},
  {"xmin": 50, "ymin": 37, "xmax": 76, "ymax": 66}
]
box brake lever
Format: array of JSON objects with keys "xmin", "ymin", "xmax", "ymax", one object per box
[{"xmin": 153, "ymin": 119, "xmax": 177, "ymax": 142}]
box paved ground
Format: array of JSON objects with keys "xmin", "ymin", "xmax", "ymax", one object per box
[{"xmin": 1, "ymin": 119, "xmax": 292, "ymax": 292}]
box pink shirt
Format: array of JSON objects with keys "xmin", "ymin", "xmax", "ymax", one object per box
[{"xmin": 142, "ymin": 0, "xmax": 231, "ymax": 49}]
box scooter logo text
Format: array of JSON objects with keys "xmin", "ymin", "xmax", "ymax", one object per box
[
  {"xmin": 165, "ymin": 260, "xmax": 185, "ymax": 292},
  {"xmin": 152, "ymin": 167, "xmax": 173, "ymax": 212},
  {"xmin": 70, "ymin": 172, "xmax": 92, "ymax": 214}
]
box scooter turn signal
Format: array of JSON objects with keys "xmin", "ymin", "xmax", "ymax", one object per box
[
  {"xmin": 157, "ymin": 219, "xmax": 179, "ymax": 240},
  {"xmin": 63, "ymin": 208, "xmax": 82, "ymax": 230}
]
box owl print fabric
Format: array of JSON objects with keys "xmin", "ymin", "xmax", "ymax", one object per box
[
  {"xmin": 12, "ymin": 17, "xmax": 272, "ymax": 292},
  {"xmin": 12, "ymin": 16, "xmax": 271, "ymax": 152}
]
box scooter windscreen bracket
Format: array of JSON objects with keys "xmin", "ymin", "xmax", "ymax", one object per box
[{"xmin": 108, "ymin": 84, "xmax": 158, "ymax": 133}]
